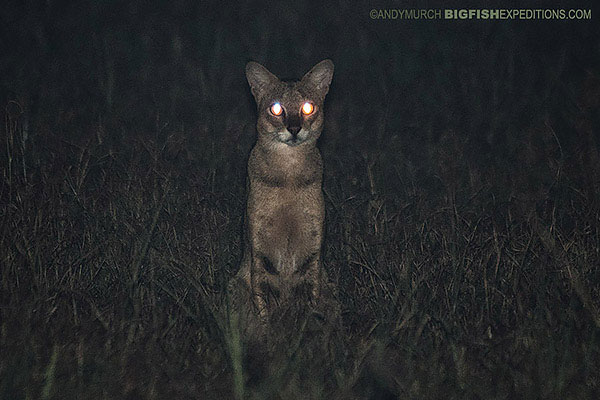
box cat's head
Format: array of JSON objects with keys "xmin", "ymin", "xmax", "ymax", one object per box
[{"xmin": 246, "ymin": 59, "xmax": 334, "ymax": 147}]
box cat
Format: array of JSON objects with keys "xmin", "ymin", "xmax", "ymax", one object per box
[{"xmin": 228, "ymin": 59, "xmax": 335, "ymax": 336}]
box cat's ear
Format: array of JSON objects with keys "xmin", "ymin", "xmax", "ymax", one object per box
[
  {"xmin": 246, "ymin": 61, "xmax": 280, "ymax": 100},
  {"xmin": 301, "ymin": 59, "xmax": 334, "ymax": 99}
]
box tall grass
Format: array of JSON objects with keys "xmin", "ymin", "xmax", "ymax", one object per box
[{"xmin": 1, "ymin": 0, "xmax": 599, "ymax": 398}]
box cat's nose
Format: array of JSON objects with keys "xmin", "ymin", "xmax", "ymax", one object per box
[{"xmin": 288, "ymin": 126, "xmax": 301, "ymax": 137}]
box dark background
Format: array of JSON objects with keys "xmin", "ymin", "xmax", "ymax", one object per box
[{"xmin": 1, "ymin": 1, "xmax": 599, "ymax": 398}]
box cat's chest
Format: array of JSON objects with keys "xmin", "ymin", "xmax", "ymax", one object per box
[{"xmin": 249, "ymin": 145, "xmax": 322, "ymax": 188}]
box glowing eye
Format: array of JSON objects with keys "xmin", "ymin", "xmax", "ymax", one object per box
[
  {"xmin": 302, "ymin": 102, "xmax": 314, "ymax": 115},
  {"xmin": 270, "ymin": 102, "xmax": 283, "ymax": 116}
]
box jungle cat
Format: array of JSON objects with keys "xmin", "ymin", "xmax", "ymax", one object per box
[{"xmin": 232, "ymin": 59, "xmax": 334, "ymax": 328}]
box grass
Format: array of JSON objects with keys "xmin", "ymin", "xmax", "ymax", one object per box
[{"xmin": 1, "ymin": 0, "xmax": 600, "ymax": 398}]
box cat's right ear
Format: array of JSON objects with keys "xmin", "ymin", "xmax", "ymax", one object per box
[{"xmin": 246, "ymin": 61, "xmax": 279, "ymax": 101}]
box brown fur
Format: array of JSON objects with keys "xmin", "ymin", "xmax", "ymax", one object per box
[{"xmin": 230, "ymin": 60, "xmax": 334, "ymax": 333}]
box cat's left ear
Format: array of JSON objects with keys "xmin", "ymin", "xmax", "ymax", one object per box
[
  {"xmin": 246, "ymin": 61, "xmax": 280, "ymax": 101},
  {"xmin": 301, "ymin": 59, "xmax": 334, "ymax": 99}
]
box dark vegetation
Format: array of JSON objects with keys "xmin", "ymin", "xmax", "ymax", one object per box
[{"xmin": 1, "ymin": 1, "xmax": 599, "ymax": 398}]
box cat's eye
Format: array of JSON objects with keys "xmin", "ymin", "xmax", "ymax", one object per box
[
  {"xmin": 302, "ymin": 102, "xmax": 314, "ymax": 115},
  {"xmin": 270, "ymin": 102, "xmax": 283, "ymax": 116}
]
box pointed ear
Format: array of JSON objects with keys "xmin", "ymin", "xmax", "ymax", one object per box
[
  {"xmin": 300, "ymin": 59, "xmax": 334, "ymax": 98},
  {"xmin": 245, "ymin": 61, "xmax": 280, "ymax": 101}
]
